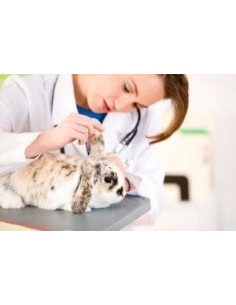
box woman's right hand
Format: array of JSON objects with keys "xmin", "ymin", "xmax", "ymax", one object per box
[{"xmin": 25, "ymin": 113, "xmax": 104, "ymax": 158}]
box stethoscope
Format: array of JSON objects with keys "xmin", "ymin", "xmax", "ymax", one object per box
[{"xmin": 114, "ymin": 105, "xmax": 141, "ymax": 154}]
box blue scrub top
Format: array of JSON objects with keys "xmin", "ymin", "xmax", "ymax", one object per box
[{"xmin": 77, "ymin": 105, "xmax": 107, "ymax": 123}]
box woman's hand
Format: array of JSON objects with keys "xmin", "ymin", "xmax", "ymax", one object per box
[
  {"xmin": 25, "ymin": 113, "xmax": 104, "ymax": 158},
  {"xmin": 48, "ymin": 113, "xmax": 104, "ymax": 148}
]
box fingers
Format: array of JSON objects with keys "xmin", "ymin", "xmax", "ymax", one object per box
[
  {"xmin": 76, "ymin": 115, "xmax": 103, "ymax": 145},
  {"xmin": 73, "ymin": 131, "xmax": 87, "ymax": 145},
  {"xmin": 70, "ymin": 114, "xmax": 104, "ymax": 139},
  {"xmin": 72, "ymin": 124, "xmax": 89, "ymax": 138},
  {"xmin": 71, "ymin": 113, "xmax": 104, "ymax": 136},
  {"xmin": 53, "ymin": 113, "xmax": 105, "ymax": 149}
]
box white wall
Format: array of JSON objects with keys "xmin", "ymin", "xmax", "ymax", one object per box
[{"xmin": 187, "ymin": 75, "xmax": 236, "ymax": 230}]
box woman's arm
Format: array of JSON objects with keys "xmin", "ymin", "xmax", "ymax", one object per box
[
  {"xmin": 0, "ymin": 91, "xmax": 41, "ymax": 173},
  {"xmin": 0, "ymin": 76, "xmax": 104, "ymax": 172},
  {"xmin": 25, "ymin": 114, "xmax": 104, "ymax": 158}
]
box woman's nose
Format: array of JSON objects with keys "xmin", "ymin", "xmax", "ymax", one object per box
[{"xmin": 115, "ymin": 95, "xmax": 132, "ymax": 111}]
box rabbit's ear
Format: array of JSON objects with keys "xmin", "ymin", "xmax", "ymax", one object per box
[
  {"xmin": 72, "ymin": 176, "xmax": 92, "ymax": 214},
  {"xmin": 87, "ymin": 132, "xmax": 106, "ymax": 159},
  {"xmin": 72, "ymin": 162, "xmax": 94, "ymax": 214}
]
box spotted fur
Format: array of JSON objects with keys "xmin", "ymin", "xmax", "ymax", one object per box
[{"xmin": 0, "ymin": 133, "xmax": 126, "ymax": 214}]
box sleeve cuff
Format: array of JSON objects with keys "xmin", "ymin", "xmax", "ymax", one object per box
[{"xmin": 0, "ymin": 132, "xmax": 41, "ymax": 167}]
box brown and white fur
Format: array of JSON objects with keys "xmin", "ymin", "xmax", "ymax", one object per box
[{"xmin": 0, "ymin": 133, "xmax": 126, "ymax": 214}]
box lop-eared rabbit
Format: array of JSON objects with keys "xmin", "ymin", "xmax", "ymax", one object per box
[{"xmin": 0, "ymin": 133, "xmax": 126, "ymax": 213}]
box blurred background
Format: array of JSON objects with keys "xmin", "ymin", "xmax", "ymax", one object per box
[
  {"xmin": 1, "ymin": 74, "xmax": 236, "ymax": 230},
  {"xmin": 148, "ymin": 75, "xmax": 236, "ymax": 231}
]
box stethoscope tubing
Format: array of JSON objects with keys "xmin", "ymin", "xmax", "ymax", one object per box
[{"xmin": 114, "ymin": 106, "xmax": 141, "ymax": 154}]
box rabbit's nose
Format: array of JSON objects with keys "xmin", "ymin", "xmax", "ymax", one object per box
[{"xmin": 116, "ymin": 186, "xmax": 124, "ymax": 197}]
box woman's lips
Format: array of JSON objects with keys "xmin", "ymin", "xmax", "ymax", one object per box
[{"xmin": 102, "ymin": 100, "xmax": 111, "ymax": 112}]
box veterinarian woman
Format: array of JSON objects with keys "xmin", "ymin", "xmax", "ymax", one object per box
[{"xmin": 0, "ymin": 74, "xmax": 189, "ymax": 227}]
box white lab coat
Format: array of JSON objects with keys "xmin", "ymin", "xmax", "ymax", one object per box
[{"xmin": 0, "ymin": 74, "xmax": 166, "ymax": 225}]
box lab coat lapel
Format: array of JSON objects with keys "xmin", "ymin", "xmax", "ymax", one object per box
[
  {"xmin": 51, "ymin": 74, "xmax": 77, "ymax": 126},
  {"xmin": 25, "ymin": 75, "xmax": 53, "ymax": 131},
  {"xmin": 51, "ymin": 74, "xmax": 88, "ymax": 156}
]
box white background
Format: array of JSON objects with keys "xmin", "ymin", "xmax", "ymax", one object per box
[{"xmin": 1, "ymin": 1, "xmax": 236, "ymax": 305}]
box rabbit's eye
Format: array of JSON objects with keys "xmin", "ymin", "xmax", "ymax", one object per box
[{"xmin": 104, "ymin": 176, "xmax": 112, "ymax": 184}]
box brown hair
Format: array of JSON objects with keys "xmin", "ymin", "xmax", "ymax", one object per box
[{"xmin": 148, "ymin": 74, "xmax": 189, "ymax": 144}]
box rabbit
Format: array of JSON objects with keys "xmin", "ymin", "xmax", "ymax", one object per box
[{"xmin": 0, "ymin": 133, "xmax": 126, "ymax": 214}]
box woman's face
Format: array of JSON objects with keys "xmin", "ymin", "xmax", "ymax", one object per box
[{"xmin": 73, "ymin": 74, "xmax": 165, "ymax": 113}]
